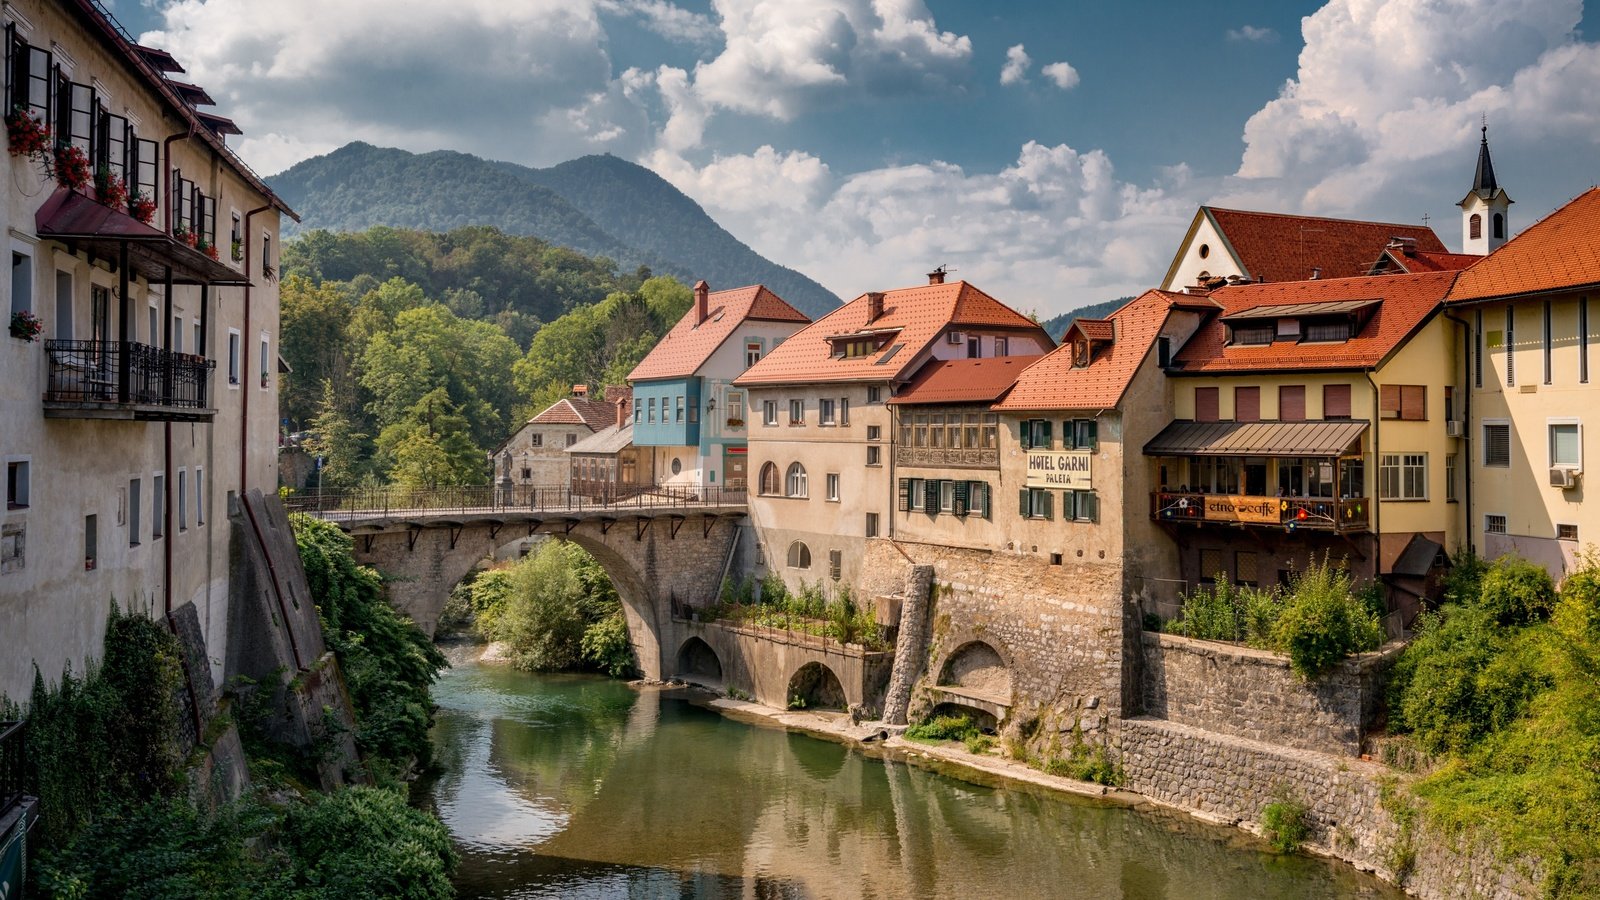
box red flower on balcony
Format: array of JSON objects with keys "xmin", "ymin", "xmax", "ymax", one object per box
[
  {"xmin": 4, "ymin": 108, "xmax": 50, "ymax": 159},
  {"xmin": 198, "ymin": 237, "xmax": 219, "ymax": 260},
  {"xmin": 129, "ymin": 192, "xmax": 157, "ymax": 225},
  {"xmin": 9, "ymin": 310, "xmax": 42, "ymax": 342},
  {"xmin": 50, "ymin": 143, "xmax": 91, "ymax": 191},
  {"xmin": 93, "ymin": 167, "xmax": 128, "ymax": 210}
]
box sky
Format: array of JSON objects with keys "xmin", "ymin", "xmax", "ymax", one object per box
[{"xmin": 114, "ymin": 0, "xmax": 1600, "ymax": 317}]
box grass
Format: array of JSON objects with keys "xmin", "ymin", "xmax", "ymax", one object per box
[{"xmin": 1261, "ymin": 787, "xmax": 1311, "ymax": 853}]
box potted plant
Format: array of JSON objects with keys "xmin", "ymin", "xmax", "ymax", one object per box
[
  {"xmin": 93, "ymin": 167, "xmax": 127, "ymax": 209},
  {"xmin": 4, "ymin": 107, "xmax": 49, "ymax": 159},
  {"xmin": 9, "ymin": 310, "xmax": 42, "ymax": 342},
  {"xmin": 197, "ymin": 236, "xmax": 218, "ymax": 260},
  {"xmin": 129, "ymin": 192, "xmax": 157, "ymax": 225},
  {"xmin": 230, "ymin": 237, "xmax": 243, "ymax": 261},
  {"xmin": 726, "ymin": 417, "xmax": 745, "ymax": 428},
  {"xmin": 50, "ymin": 143, "xmax": 90, "ymax": 191}
]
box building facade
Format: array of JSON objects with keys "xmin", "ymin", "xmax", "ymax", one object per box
[
  {"xmin": 494, "ymin": 388, "xmax": 618, "ymax": 491},
  {"xmin": 0, "ymin": 0, "xmax": 292, "ymax": 701}
]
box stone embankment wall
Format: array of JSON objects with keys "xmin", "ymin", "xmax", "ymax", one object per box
[
  {"xmin": 1141, "ymin": 632, "xmax": 1403, "ymax": 756},
  {"xmin": 665, "ymin": 619, "xmax": 894, "ymax": 712}
]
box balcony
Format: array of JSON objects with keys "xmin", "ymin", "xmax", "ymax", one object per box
[
  {"xmin": 1151, "ymin": 491, "xmax": 1370, "ymax": 533},
  {"xmin": 43, "ymin": 340, "xmax": 216, "ymax": 422}
]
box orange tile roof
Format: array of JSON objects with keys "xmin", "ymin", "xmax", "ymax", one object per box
[
  {"xmin": 1401, "ymin": 250, "xmax": 1480, "ymax": 273},
  {"xmin": 1170, "ymin": 271, "xmax": 1457, "ymax": 374},
  {"xmin": 1205, "ymin": 208, "xmax": 1447, "ymax": 284},
  {"xmin": 1447, "ymin": 188, "xmax": 1600, "ymax": 303},
  {"xmin": 628, "ymin": 284, "xmax": 810, "ymax": 381},
  {"xmin": 1070, "ymin": 318, "xmax": 1115, "ymax": 342},
  {"xmin": 529, "ymin": 397, "xmax": 616, "ymax": 429},
  {"xmin": 889, "ymin": 356, "xmax": 1044, "ymax": 405},
  {"xmin": 996, "ymin": 290, "xmax": 1187, "ymax": 411},
  {"xmin": 734, "ymin": 280, "xmax": 1051, "ymax": 386}
]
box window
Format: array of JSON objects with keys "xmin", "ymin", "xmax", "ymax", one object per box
[
  {"xmin": 1470, "ymin": 213, "xmax": 1483, "ymax": 240},
  {"xmin": 231, "ymin": 212, "xmax": 242, "ymax": 261},
  {"xmin": 820, "ymin": 398, "xmax": 836, "ymax": 425},
  {"xmin": 785, "ymin": 462, "xmax": 807, "ymax": 497},
  {"xmin": 839, "ymin": 398, "xmax": 849, "ymax": 426},
  {"xmin": 940, "ymin": 480, "xmax": 955, "ymax": 512},
  {"xmin": 995, "ymin": 336, "xmax": 1009, "ymax": 356},
  {"xmin": 789, "ymin": 399, "xmax": 804, "ymax": 424},
  {"xmin": 1323, "ymin": 384, "xmax": 1352, "ymax": 419},
  {"xmin": 1483, "ymin": 422, "xmax": 1511, "ymax": 467},
  {"xmin": 1232, "ymin": 324, "xmax": 1274, "ymax": 345},
  {"xmin": 1550, "ymin": 422, "xmax": 1581, "ymax": 469},
  {"xmin": 1506, "ymin": 305, "xmax": 1516, "ymax": 386},
  {"xmin": 1493, "ymin": 213, "xmax": 1505, "ymax": 240},
  {"xmin": 193, "ymin": 320, "xmax": 202, "ymax": 355},
  {"xmin": 762, "ymin": 400, "xmax": 778, "ymax": 426},
  {"xmin": 1157, "ymin": 336, "xmax": 1172, "ymax": 368},
  {"xmin": 1021, "ymin": 419, "xmax": 1052, "ymax": 449},
  {"xmin": 194, "ymin": 466, "xmax": 204, "ymax": 526},
  {"xmin": 1195, "ymin": 387, "xmax": 1219, "ymax": 422},
  {"xmin": 826, "ymin": 473, "xmax": 840, "ymax": 501},
  {"xmin": 647, "ymin": 398, "xmax": 656, "ymax": 423},
  {"xmin": 1065, "ymin": 490, "xmax": 1099, "ymax": 522},
  {"xmin": 53, "ymin": 270, "xmax": 72, "ymax": 339},
  {"xmin": 1022, "ymin": 487, "xmax": 1053, "ymax": 520},
  {"xmin": 1475, "ymin": 309, "xmax": 1484, "ymax": 388},
  {"xmin": 1199, "ymin": 548, "xmax": 1226, "ymax": 584},
  {"xmin": 259, "ymin": 336, "xmax": 270, "ymax": 388},
  {"xmin": 1304, "ymin": 320, "xmax": 1352, "ymax": 342},
  {"xmin": 530, "ymin": 433, "xmax": 543, "ymax": 448},
  {"xmin": 787, "ymin": 541, "xmax": 811, "ymax": 569},
  {"xmin": 1559, "ymin": 524, "xmax": 1579, "ymax": 542},
  {"xmin": 84, "ymin": 514, "xmax": 97, "ymax": 571},
  {"xmin": 153, "ymin": 474, "xmax": 165, "ymax": 537},
  {"xmin": 1445, "ymin": 386, "xmax": 1455, "ymax": 424},
  {"xmin": 10, "ymin": 250, "xmax": 32, "ymax": 320},
  {"xmin": 1279, "ymin": 385, "xmax": 1306, "ymax": 421},
  {"xmin": 670, "ymin": 458, "xmax": 682, "ymax": 476},
  {"xmin": 745, "ymin": 341, "xmax": 762, "ymax": 368},
  {"xmin": 865, "ymin": 512, "xmax": 879, "ymax": 537},
  {"xmin": 1544, "ymin": 300, "xmax": 1553, "ymax": 385},
  {"xmin": 968, "ymin": 482, "xmax": 991, "ymax": 518},
  {"xmin": 1379, "ymin": 384, "xmax": 1427, "ymax": 420},
  {"xmin": 866, "ymin": 445, "xmax": 881, "ymax": 466},
  {"xmin": 903, "ymin": 477, "xmax": 925, "ymax": 511},
  {"xmin": 758, "ymin": 462, "xmax": 780, "ymax": 495},
  {"xmin": 866, "ymin": 425, "xmax": 880, "ymax": 441},
  {"xmin": 1379, "ymin": 453, "xmax": 1428, "ymax": 500},
  {"xmin": 1235, "ymin": 551, "xmax": 1259, "ymax": 587},
  {"xmin": 1234, "ymin": 386, "xmax": 1261, "ymax": 422},
  {"xmin": 262, "ymin": 234, "xmax": 272, "ymax": 277},
  {"xmin": 5, "ymin": 461, "xmax": 28, "ymax": 509},
  {"xmin": 1485, "ymin": 514, "xmax": 1507, "ymax": 535},
  {"xmin": 227, "ymin": 330, "xmax": 240, "ymax": 385},
  {"xmin": 1583, "ymin": 298, "xmax": 1591, "ymax": 384},
  {"xmin": 128, "ymin": 478, "xmax": 141, "ymax": 546},
  {"xmin": 1446, "ymin": 454, "xmax": 1458, "ymax": 502},
  {"xmin": 565, "ymin": 433, "xmax": 577, "ymax": 447},
  {"xmin": 1062, "ymin": 418, "xmax": 1098, "ymax": 451},
  {"xmin": 675, "ymin": 395, "xmax": 684, "ymax": 423},
  {"xmin": 177, "ymin": 470, "xmax": 188, "ymax": 531},
  {"xmin": 828, "ymin": 549, "xmax": 842, "ymax": 581},
  {"xmin": 867, "ymin": 386, "xmax": 882, "ymax": 404}
]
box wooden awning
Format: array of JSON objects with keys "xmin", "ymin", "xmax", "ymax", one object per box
[
  {"xmin": 1143, "ymin": 419, "xmax": 1368, "ymax": 457},
  {"xmin": 35, "ymin": 188, "xmax": 251, "ymax": 286}
]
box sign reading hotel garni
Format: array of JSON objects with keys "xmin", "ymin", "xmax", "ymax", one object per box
[
  {"xmin": 1203, "ymin": 495, "xmax": 1280, "ymax": 525},
  {"xmin": 1025, "ymin": 450, "xmax": 1092, "ymax": 489}
]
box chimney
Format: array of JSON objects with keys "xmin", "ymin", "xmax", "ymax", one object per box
[
  {"xmin": 1310, "ymin": 267, "xmax": 1322, "ymax": 280},
  {"xmin": 572, "ymin": 384, "xmax": 588, "ymax": 398},
  {"xmin": 615, "ymin": 398, "xmax": 627, "ymax": 428},
  {"xmin": 694, "ymin": 280, "xmax": 710, "ymax": 324},
  {"xmin": 867, "ymin": 291, "xmax": 885, "ymax": 323},
  {"xmin": 927, "ymin": 265, "xmax": 946, "ymax": 285}
]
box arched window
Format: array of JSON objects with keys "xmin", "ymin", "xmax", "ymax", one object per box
[
  {"xmin": 786, "ymin": 462, "xmax": 808, "ymax": 497},
  {"xmin": 759, "ymin": 462, "xmax": 780, "ymax": 496},
  {"xmin": 787, "ymin": 541, "xmax": 812, "ymax": 569},
  {"xmin": 1469, "ymin": 213, "xmax": 1482, "ymax": 240},
  {"xmin": 1492, "ymin": 213, "xmax": 1505, "ymax": 240}
]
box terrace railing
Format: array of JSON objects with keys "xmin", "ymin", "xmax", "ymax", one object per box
[
  {"xmin": 44, "ymin": 340, "xmax": 215, "ymax": 417},
  {"xmin": 284, "ymin": 483, "xmax": 748, "ymax": 523}
]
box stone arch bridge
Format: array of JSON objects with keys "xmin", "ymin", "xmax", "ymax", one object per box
[{"xmin": 287, "ymin": 486, "xmax": 746, "ymax": 679}]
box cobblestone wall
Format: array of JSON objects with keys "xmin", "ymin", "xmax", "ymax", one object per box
[{"xmin": 1141, "ymin": 632, "xmax": 1403, "ymax": 756}]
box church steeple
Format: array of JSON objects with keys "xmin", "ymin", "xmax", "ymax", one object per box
[{"xmin": 1459, "ymin": 122, "xmax": 1512, "ymax": 255}]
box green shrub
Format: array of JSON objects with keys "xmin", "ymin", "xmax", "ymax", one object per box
[
  {"xmin": 1272, "ymin": 560, "xmax": 1383, "ymax": 678},
  {"xmin": 474, "ymin": 540, "xmax": 631, "ymax": 676},
  {"xmin": 1261, "ymin": 787, "xmax": 1311, "ymax": 853},
  {"xmin": 277, "ymin": 786, "xmax": 457, "ymax": 899},
  {"xmin": 904, "ymin": 714, "xmax": 980, "ymax": 743},
  {"xmin": 963, "ymin": 732, "xmax": 996, "ymax": 754},
  {"xmin": 1442, "ymin": 548, "xmax": 1488, "ymax": 605},
  {"xmin": 466, "ymin": 568, "xmax": 515, "ymax": 636},
  {"xmin": 1168, "ymin": 577, "xmax": 1244, "ymax": 642},
  {"xmin": 1476, "ymin": 555, "xmax": 1557, "ymax": 626},
  {"xmin": 580, "ymin": 611, "xmax": 636, "ymax": 678},
  {"xmin": 758, "ymin": 571, "xmax": 789, "ymax": 606}
]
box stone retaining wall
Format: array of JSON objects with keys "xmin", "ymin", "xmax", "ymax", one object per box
[{"xmin": 1140, "ymin": 632, "xmax": 1404, "ymax": 756}]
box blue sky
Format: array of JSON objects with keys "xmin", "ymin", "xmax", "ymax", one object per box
[{"xmin": 119, "ymin": 0, "xmax": 1600, "ymax": 316}]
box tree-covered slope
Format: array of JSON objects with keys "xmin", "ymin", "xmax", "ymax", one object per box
[
  {"xmin": 269, "ymin": 143, "xmax": 841, "ymax": 317},
  {"xmin": 1039, "ymin": 297, "xmax": 1131, "ymax": 342}
]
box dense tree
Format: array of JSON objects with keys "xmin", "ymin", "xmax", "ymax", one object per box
[
  {"xmin": 375, "ymin": 388, "xmax": 486, "ymax": 488},
  {"xmin": 279, "ymin": 275, "xmax": 356, "ymax": 426},
  {"xmin": 304, "ymin": 380, "xmax": 371, "ymax": 490},
  {"xmin": 359, "ymin": 303, "xmax": 520, "ymax": 449}
]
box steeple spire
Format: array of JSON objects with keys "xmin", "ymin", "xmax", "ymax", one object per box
[{"xmin": 1472, "ymin": 123, "xmax": 1499, "ymax": 198}]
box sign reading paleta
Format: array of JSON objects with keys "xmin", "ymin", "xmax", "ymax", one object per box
[{"xmin": 1026, "ymin": 451, "xmax": 1092, "ymax": 489}]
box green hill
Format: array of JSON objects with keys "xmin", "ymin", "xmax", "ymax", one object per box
[
  {"xmin": 1039, "ymin": 297, "xmax": 1131, "ymax": 342},
  {"xmin": 268, "ymin": 143, "xmax": 842, "ymax": 317}
]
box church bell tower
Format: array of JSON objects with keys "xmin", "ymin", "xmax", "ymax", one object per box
[{"xmin": 1459, "ymin": 124, "xmax": 1512, "ymax": 255}]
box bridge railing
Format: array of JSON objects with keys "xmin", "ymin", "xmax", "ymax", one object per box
[{"xmin": 283, "ymin": 483, "xmax": 748, "ymax": 522}]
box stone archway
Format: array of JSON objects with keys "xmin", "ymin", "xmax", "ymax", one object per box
[
  {"xmin": 787, "ymin": 661, "xmax": 847, "ymax": 711},
  {"xmin": 675, "ymin": 636, "xmax": 723, "ymax": 683},
  {"xmin": 938, "ymin": 640, "xmax": 1013, "ymax": 703}
]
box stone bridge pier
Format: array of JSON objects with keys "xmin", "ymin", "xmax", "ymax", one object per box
[{"xmin": 344, "ymin": 510, "xmax": 743, "ymax": 679}]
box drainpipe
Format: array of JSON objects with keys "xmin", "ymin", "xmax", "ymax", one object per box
[
  {"xmin": 886, "ymin": 383, "xmax": 896, "ymax": 540},
  {"xmin": 1443, "ymin": 309, "xmax": 1474, "ymax": 556},
  {"xmin": 240, "ymin": 204, "xmax": 273, "ymax": 492},
  {"xmin": 162, "ymin": 126, "xmax": 196, "ymax": 236},
  {"xmin": 1363, "ymin": 371, "xmax": 1383, "ymax": 580}
]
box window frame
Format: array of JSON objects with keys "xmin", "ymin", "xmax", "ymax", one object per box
[
  {"xmin": 1378, "ymin": 452, "xmax": 1428, "ymax": 501},
  {"xmin": 825, "ymin": 472, "xmax": 840, "ymax": 502},
  {"xmin": 788, "ymin": 398, "xmax": 804, "ymax": 425},
  {"xmin": 1484, "ymin": 513, "xmax": 1507, "ymax": 535},
  {"xmin": 785, "ymin": 461, "xmax": 808, "ymax": 498},
  {"xmin": 762, "ymin": 399, "xmax": 777, "ymax": 426},
  {"xmin": 787, "ymin": 541, "xmax": 811, "ymax": 570},
  {"xmin": 1483, "ymin": 420, "xmax": 1512, "ymax": 468},
  {"xmin": 1548, "ymin": 419, "xmax": 1582, "ymax": 470}
]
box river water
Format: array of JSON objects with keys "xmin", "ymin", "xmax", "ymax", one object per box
[{"xmin": 421, "ymin": 648, "xmax": 1399, "ymax": 899}]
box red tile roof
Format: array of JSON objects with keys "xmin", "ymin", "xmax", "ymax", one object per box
[
  {"xmin": 1070, "ymin": 318, "xmax": 1115, "ymax": 342},
  {"xmin": 1199, "ymin": 208, "xmax": 1446, "ymax": 285},
  {"xmin": 1370, "ymin": 247, "xmax": 1479, "ymax": 275},
  {"xmin": 529, "ymin": 397, "xmax": 616, "ymax": 430},
  {"xmin": 996, "ymin": 290, "xmax": 1188, "ymax": 411},
  {"xmin": 1170, "ymin": 271, "xmax": 1457, "ymax": 373},
  {"xmin": 735, "ymin": 280, "xmax": 1050, "ymax": 386},
  {"xmin": 1447, "ymin": 188, "xmax": 1600, "ymax": 303},
  {"xmin": 889, "ymin": 356, "xmax": 1044, "ymax": 406},
  {"xmin": 628, "ymin": 284, "xmax": 809, "ymax": 381}
]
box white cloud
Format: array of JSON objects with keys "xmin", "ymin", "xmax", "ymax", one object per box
[
  {"xmin": 1000, "ymin": 44, "xmax": 1030, "ymax": 86},
  {"xmin": 1040, "ymin": 61, "xmax": 1079, "ymax": 90},
  {"xmin": 1225, "ymin": 25, "xmax": 1277, "ymax": 43},
  {"xmin": 599, "ymin": 0, "xmax": 718, "ymax": 45}
]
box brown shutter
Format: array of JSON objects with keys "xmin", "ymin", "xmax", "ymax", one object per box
[
  {"xmin": 1279, "ymin": 385, "xmax": 1306, "ymax": 421},
  {"xmin": 1324, "ymin": 384, "xmax": 1352, "ymax": 419},
  {"xmin": 1401, "ymin": 385, "xmax": 1427, "ymax": 421},
  {"xmin": 1195, "ymin": 387, "xmax": 1219, "ymax": 422},
  {"xmin": 1379, "ymin": 384, "xmax": 1400, "ymax": 418},
  {"xmin": 1235, "ymin": 387, "xmax": 1260, "ymax": 422}
]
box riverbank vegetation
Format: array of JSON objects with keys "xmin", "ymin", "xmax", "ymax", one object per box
[
  {"xmin": 1, "ymin": 605, "xmax": 456, "ymax": 898},
  {"xmin": 701, "ymin": 575, "xmax": 891, "ymax": 651},
  {"xmin": 1161, "ymin": 557, "xmax": 1385, "ymax": 677},
  {"xmin": 1383, "ymin": 552, "xmax": 1600, "ymax": 895},
  {"xmin": 462, "ymin": 540, "xmax": 636, "ymax": 677}
]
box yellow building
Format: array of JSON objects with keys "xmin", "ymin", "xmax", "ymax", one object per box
[{"xmin": 1446, "ymin": 187, "xmax": 1600, "ymax": 579}]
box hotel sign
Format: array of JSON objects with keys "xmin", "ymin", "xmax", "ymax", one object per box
[
  {"xmin": 1203, "ymin": 495, "xmax": 1280, "ymax": 525},
  {"xmin": 1025, "ymin": 450, "xmax": 1092, "ymax": 489}
]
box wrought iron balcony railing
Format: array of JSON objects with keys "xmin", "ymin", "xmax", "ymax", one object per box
[
  {"xmin": 43, "ymin": 340, "xmax": 216, "ymax": 420},
  {"xmin": 1151, "ymin": 491, "xmax": 1370, "ymax": 533}
]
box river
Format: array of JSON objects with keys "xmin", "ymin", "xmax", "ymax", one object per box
[{"xmin": 421, "ymin": 647, "xmax": 1399, "ymax": 899}]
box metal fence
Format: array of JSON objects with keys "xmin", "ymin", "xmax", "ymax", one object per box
[
  {"xmin": 284, "ymin": 483, "xmax": 748, "ymax": 522},
  {"xmin": 44, "ymin": 340, "xmax": 214, "ymax": 409}
]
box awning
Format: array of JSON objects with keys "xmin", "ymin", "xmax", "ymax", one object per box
[
  {"xmin": 35, "ymin": 189, "xmax": 252, "ymax": 286},
  {"xmin": 1222, "ymin": 298, "xmax": 1380, "ymax": 320},
  {"xmin": 1143, "ymin": 419, "xmax": 1368, "ymax": 457},
  {"xmin": 1390, "ymin": 533, "xmax": 1446, "ymax": 578}
]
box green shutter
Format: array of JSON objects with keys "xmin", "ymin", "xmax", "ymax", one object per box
[
  {"xmin": 1020, "ymin": 488, "xmax": 1030, "ymax": 518},
  {"xmin": 1083, "ymin": 419, "xmax": 1098, "ymax": 451},
  {"xmin": 1062, "ymin": 490, "xmax": 1076, "ymax": 521},
  {"xmin": 1042, "ymin": 490, "xmax": 1054, "ymax": 520},
  {"xmin": 897, "ymin": 478, "xmax": 910, "ymax": 512},
  {"xmin": 925, "ymin": 479, "xmax": 941, "ymax": 515},
  {"xmin": 973, "ymin": 482, "xmax": 990, "ymax": 519},
  {"xmin": 1062, "ymin": 421, "xmax": 1076, "ymax": 450},
  {"xmin": 953, "ymin": 480, "xmax": 969, "ymax": 516},
  {"xmin": 1020, "ymin": 421, "xmax": 1032, "ymax": 450},
  {"xmin": 1040, "ymin": 420, "xmax": 1052, "ymax": 448},
  {"xmin": 1082, "ymin": 491, "xmax": 1099, "ymax": 522}
]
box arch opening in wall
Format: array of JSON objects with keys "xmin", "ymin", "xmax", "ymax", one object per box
[
  {"xmin": 759, "ymin": 461, "xmax": 780, "ymax": 495},
  {"xmin": 1470, "ymin": 213, "xmax": 1483, "ymax": 240},
  {"xmin": 1493, "ymin": 212, "xmax": 1505, "ymax": 239},
  {"xmin": 929, "ymin": 701, "xmax": 998, "ymax": 734},
  {"xmin": 676, "ymin": 636, "xmax": 722, "ymax": 683},
  {"xmin": 787, "ymin": 661, "xmax": 846, "ymax": 711},
  {"xmin": 787, "ymin": 541, "xmax": 811, "ymax": 569},
  {"xmin": 937, "ymin": 640, "xmax": 1012, "ymax": 704},
  {"xmin": 785, "ymin": 461, "xmax": 808, "ymax": 497}
]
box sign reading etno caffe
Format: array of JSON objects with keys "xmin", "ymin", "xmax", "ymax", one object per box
[{"xmin": 1025, "ymin": 451, "xmax": 1092, "ymax": 489}]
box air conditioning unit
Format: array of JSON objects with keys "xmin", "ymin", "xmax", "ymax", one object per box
[
  {"xmin": 1550, "ymin": 467, "xmax": 1580, "ymax": 489},
  {"xmin": 947, "ymin": 331, "xmax": 966, "ymax": 345},
  {"xmin": 1446, "ymin": 420, "xmax": 1464, "ymax": 438}
]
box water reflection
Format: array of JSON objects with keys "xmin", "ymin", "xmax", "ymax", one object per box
[{"xmin": 423, "ymin": 653, "xmax": 1399, "ymax": 899}]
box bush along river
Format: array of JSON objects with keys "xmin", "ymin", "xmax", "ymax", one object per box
[{"xmin": 420, "ymin": 646, "xmax": 1400, "ymax": 899}]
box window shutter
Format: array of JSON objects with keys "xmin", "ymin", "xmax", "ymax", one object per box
[
  {"xmin": 1082, "ymin": 491, "xmax": 1099, "ymax": 522},
  {"xmin": 1195, "ymin": 387, "xmax": 1219, "ymax": 422},
  {"xmin": 1279, "ymin": 385, "xmax": 1306, "ymax": 421},
  {"xmin": 1061, "ymin": 490, "xmax": 1076, "ymax": 521},
  {"xmin": 1020, "ymin": 421, "xmax": 1032, "ymax": 450},
  {"xmin": 1324, "ymin": 384, "xmax": 1352, "ymax": 419},
  {"xmin": 1019, "ymin": 489, "xmax": 1030, "ymax": 518},
  {"xmin": 897, "ymin": 478, "xmax": 910, "ymax": 512},
  {"xmin": 924, "ymin": 479, "xmax": 940, "ymax": 514},
  {"xmin": 953, "ymin": 480, "xmax": 969, "ymax": 516},
  {"xmin": 1062, "ymin": 421, "xmax": 1076, "ymax": 450},
  {"xmin": 1379, "ymin": 384, "xmax": 1400, "ymax": 418},
  {"xmin": 8, "ymin": 25, "xmax": 25, "ymax": 114},
  {"xmin": 1042, "ymin": 490, "xmax": 1053, "ymax": 520},
  {"xmin": 1401, "ymin": 385, "xmax": 1426, "ymax": 421},
  {"xmin": 970, "ymin": 482, "xmax": 989, "ymax": 519},
  {"xmin": 1234, "ymin": 386, "xmax": 1260, "ymax": 422},
  {"xmin": 1081, "ymin": 419, "xmax": 1098, "ymax": 451},
  {"xmin": 1041, "ymin": 420, "xmax": 1052, "ymax": 447}
]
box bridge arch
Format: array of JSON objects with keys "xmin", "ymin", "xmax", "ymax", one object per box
[
  {"xmin": 786, "ymin": 661, "xmax": 847, "ymax": 711},
  {"xmin": 675, "ymin": 636, "xmax": 723, "ymax": 684}
]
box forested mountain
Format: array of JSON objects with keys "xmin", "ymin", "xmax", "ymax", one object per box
[
  {"xmin": 269, "ymin": 143, "xmax": 841, "ymax": 317},
  {"xmin": 1039, "ymin": 297, "xmax": 1132, "ymax": 342}
]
